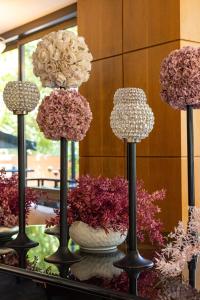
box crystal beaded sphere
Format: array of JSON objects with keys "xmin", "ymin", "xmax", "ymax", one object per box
[
  {"xmin": 110, "ymin": 88, "xmax": 154, "ymax": 143},
  {"xmin": 3, "ymin": 81, "xmax": 40, "ymax": 114}
]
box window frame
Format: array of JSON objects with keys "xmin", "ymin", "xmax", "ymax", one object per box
[
  {"xmin": 1, "ymin": 3, "xmax": 77, "ymax": 51},
  {"xmin": 0, "ymin": 3, "xmax": 78, "ymax": 181}
]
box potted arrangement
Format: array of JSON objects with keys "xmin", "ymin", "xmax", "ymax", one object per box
[
  {"xmin": 0, "ymin": 170, "xmax": 37, "ymax": 240},
  {"xmin": 47, "ymin": 175, "xmax": 165, "ymax": 253}
]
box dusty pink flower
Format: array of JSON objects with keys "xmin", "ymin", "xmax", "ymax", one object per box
[
  {"xmin": 37, "ymin": 89, "xmax": 92, "ymax": 141},
  {"xmin": 0, "ymin": 170, "xmax": 38, "ymax": 227},
  {"xmin": 155, "ymin": 207, "xmax": 200, "ymax": 277},
  {"xmin": 160, "ymin": 46, "xmax": 200, "ymax": 110},
  {"xmin": 47, "ymin": 176, "xmax": 165, "ymax": 246}
]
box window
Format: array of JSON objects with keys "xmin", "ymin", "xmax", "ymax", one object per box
[
  {"xmin": 0, "ymin": 49, "xmax": 18, "ymax": 170},
  {"xmin": 0, "ymin": 6, "xmax": 78, "ymax": 187}
]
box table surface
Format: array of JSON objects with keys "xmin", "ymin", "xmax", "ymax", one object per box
[{"xmin": 0, "ymin": 225, "xmax": 198, "ymax": 300}]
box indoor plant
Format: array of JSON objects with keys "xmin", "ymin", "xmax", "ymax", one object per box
[
  {"xmin": 47, "ymin": 175, "xmax": 165, "ymax": 253},
  {"xmin": 0, "ymin": 170, "xmax": 38, "ymax": 228}
]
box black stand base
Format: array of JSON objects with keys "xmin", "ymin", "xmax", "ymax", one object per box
[
  {"xmin": 188, "ymin": 256, "xmax": 197, "ymax": 288},
  {"xmin": 6, "ymin": 233, "xmax": 39, "ymax": 249},
  {"xmin": 114, "ymin": 250, "xmax": 154, "ymax": 270},
  {"xmin": 44, "ymin": 246, "xmax": 82, "ymax": 264}
]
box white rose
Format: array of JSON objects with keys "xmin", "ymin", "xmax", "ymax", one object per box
[
  {"xmin": 51, "ymin": 48, "xmax": 61, "ymax": 61},
  {"xmin": 45, "ymin": 61, "xmax": 58, "ymax": 74},
  {"xmin": 48, "ymin": 44, "xmax": 55, "ymax": 58},
  {"xmin": 60, "ymin": 61, "xmax": 70, "ymax": 76},
  {"xmin": 55, "ymin": 73, "xmax": 66, "ymax": 87},
  {"xmin": 63, "ymin": 52, "xmax": 77, "ymax": 64},
  {"xmin": 37, "ymin": 47, "xmax": 49, "ymax": 63},
  {"xmin": 56, "ymin": 40, "xmax": 65, "ymax": 51},
  {"xmin": 42, "ymin": 39, "xmax": 51, "ymax": 48}
]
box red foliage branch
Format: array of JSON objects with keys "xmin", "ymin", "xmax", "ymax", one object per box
[
  {"xmin": 47, "ymin": 175, "xmax": 165, "ymax": 246},
  {"xmin": 0, "ymin": 170, "xmax": 38, "ymax": 227}
]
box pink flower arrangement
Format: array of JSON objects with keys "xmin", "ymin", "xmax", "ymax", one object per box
[
  {"xmin": 160, "ymin": 46, "xmax": 200, "ymax": 110},
  {"xmin": 155, "ymin": 207, "xmax": 200, "ymax": 277},
  {"xmin": 0, "ymin": 170, "xmax": 38, "ymax": 227},
  {"xmin": 37, "ymin": 89, "xmax": 92, "ymax": 141},
  {"xmin": 47, "ymin": 175, "xmax": 165, "ymax": 245}
]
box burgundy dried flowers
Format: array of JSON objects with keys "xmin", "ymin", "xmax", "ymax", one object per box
[
  {"xmin": 37, "ymin": 89, "xmax": 92, "ymax": 141},
  {"xmin": 0, "ymin": 170, "xmax": 37, "ymax": 227},
  {"xmin": 160, "ymin": 46, "xmax": 200, "ymax": 110},
  {"xmin": 47, "ymin": 175, "xmax": 165, "ymax": 246}
]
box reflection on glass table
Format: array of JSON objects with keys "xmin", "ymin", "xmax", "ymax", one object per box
[{"xmin": 0, "ymin": 225, "xmax": 199, "ymax": 300}]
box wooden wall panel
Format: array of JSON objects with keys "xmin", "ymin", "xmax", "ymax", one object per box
[
  {"xmin": 80, "ymin": 157, "xmax": 125, "ymax": 178},
  {"xmin": 123, "ymin": 41, "xmax": 181, "ymax": 157},
  {"xmin": 78, "ymin": 0, "xmax": 200, "ymax": 231},
  {"xmin": 78, "ymin": 0, "xmax": 122, "ymax": 60},
  {"xmin": 180, "ymin": 0, "xmax": 200, "ymax": 42},
  {"xmin": 79, "ymin": 56, "xmax": 124, "ymax": 157},
  {"xmin": 137, "ymin": 157, "xmax": 182, "ymax": 232},
  {"xmin": 123, "ymin": 0, "xmax": 180, "ymax": 52}
]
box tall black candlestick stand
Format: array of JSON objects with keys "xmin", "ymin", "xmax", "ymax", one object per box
[
  {"xmin": 71, "ymin": 141, "xmax": 76, "ymax": 181},
  {"xmin": 114, "ymin": 143, "xmax": 153, "ymax": 269},
  {"xmin": 45, "ymin": 138, "xmax": 81, "ymax": 264},
  {"xmin": 187, "ymin": 106, "xmax": 195, "ymax": 207},
  {"xmin": 128, "ymin": 270, "xmax": 141, "ymax": 296},
  {"xmin": 187, "ymin": 105, "xmax": 197, "ymax": 288},
  {"xmin": 6, "ymin": 115, "xmax": 38, "ymax": 249}
]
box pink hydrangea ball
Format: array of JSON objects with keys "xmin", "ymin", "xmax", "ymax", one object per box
[
  {"xmin": 160, "ymin": 46, "xmax": 200, "ymax": 110},
  {"xmin": 37, "ymin": 89, "xmax": 92, "ymax": 141}
]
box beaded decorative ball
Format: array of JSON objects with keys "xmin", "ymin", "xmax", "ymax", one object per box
[
  {"xmin": 3, "ymin": 81, "xmax": 40, "ymax": 115},
  {"xmin": 110, "ymin": 88, "xmax": 154, "ymax": 143}
]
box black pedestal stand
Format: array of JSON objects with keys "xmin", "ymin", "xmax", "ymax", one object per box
[
  {"xmin": 187, "ymin": 106, "xmax": 197, "ymax": 288},
  {"xmin": 114, "ymin": 143, "xmax": 153, "ymax": 270},
  {"xmin": 187, "ymin": 106, "xmax": 195, "ymax": 207},
  {"xmin": 6, "ymin": 115, "xmax": 38, "ymax": 249},
  {"xmin": 128, "ymin": 270, "xmax": 140, "ymax": 296},
  {"xmin": 17, "ymin": 248, "xmax": 28, "ymax": 269},
  {"xmin": 45, "ymin": 138, "xmax": 81, "ymax": 264}
]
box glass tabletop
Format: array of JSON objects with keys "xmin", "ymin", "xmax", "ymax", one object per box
[{"xmin": 0, "ymin": 225, "xmax": 199, "ymax": 300}]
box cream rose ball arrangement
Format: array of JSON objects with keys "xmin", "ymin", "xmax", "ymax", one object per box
[
  {"xmin": 33, "ymin": 29, "xmax": 93, "ymax": 141},
  {"xmin": 32, "ymin": 29, "xmax": 93, "ymax": 264},
  {"xmin": 32, "ymin": 30, "xmax": 92, "ymax": 88}
]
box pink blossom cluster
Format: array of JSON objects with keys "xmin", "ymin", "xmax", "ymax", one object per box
[
  {"xmin": 137, "ymin": 182, "xmax": 165, "ymax": 245},
  {"xmin": 47, "ymin": 176, "xmax": 165, "ymax": 245},
  {"xmin": 156, "ymin": 207, "xmax": 200, "ymax": 277},
  {"xmin": 0, "ymin": 170, "xmax": 37, "ymax": 227},
  {"xmin": 37, "ymin": 89, "xmax": 92, "ymax": 141},
  {"xmin": 160, "ymin": 46, "xmax": 200, "ymax": 110}
]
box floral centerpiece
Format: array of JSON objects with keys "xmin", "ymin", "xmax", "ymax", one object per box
[
  {"xmin": 47, "ymin": 176, "xmax": 165, "ymax": 252},
  {"xmin": 33, "ymin": 28, "xmax": 93, "ymax": 263},
  {"xmin": 32, "ymin": 30, "xmax": 93, "ymax": 88},
  {"xmin": 0, "ymin": 170, "xmax": 37, "ymax": 227},
  {"xmin": 160, "ymin": 46, "xmax": 200, "ymax": 110},
  {"xmin": 36, "ymin": 89, "xmax": 92, "ymax": 141}
]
